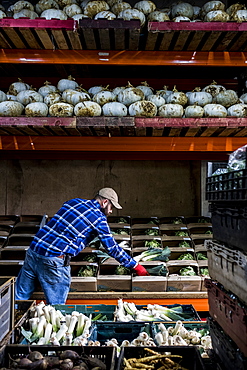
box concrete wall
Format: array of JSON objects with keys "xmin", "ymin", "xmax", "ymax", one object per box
[{"xmin": 0, "ymin": 160, "xmax": 201, "ymax": 218}]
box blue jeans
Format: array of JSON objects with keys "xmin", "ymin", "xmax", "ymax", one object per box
[{"xmin": 15, "ymin": 248, "xmax": 71, "ymax": 305}]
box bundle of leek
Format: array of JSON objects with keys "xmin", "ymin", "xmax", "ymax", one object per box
[{"xmin": 134, "ymin": 246, "xmax": 170, "ymax": 262}]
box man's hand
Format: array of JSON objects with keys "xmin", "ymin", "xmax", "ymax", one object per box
[{"xmin": 133, "ymin": 264, "xmax": 150, "ymax": 276}]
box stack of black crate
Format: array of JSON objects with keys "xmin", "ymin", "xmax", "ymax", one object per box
[{"xmin": 205, "ymin": 166, "xmax": 247, "ymax": 370}]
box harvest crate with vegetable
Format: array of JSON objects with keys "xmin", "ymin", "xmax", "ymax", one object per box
[
  {"xmin": 97, "ymin": 263, "xmax": 132, "ymax": 292},
  {"xmin": 131, "ymin": 218, "xmax": 159, "ymax": 226},
  {"xmin": 166, "ymin": 261, "xmax": 201, "ymax": 292},
  {"xmin": 132, "ymin": 262, "xmax": 168, "ymax": 292},
  {"xmin": 158, "ymin": 217, "xmax": 186, "ymax": 227},
  {"xmin": 70, "ymin": 262, "xmax": 98, "ymax": 292}
]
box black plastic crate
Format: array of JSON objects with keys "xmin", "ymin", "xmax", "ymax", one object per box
[
  {"xmin": 208, "ymin": 317, "xmax": 247, "ymax": 370},
  {"xmin": 0, "ymin": 345, "xmax": 115, "ymax": 370},
  {"xmin": 209, "ymin": 202, "xmax": 247, "ymax": 252},
  {"xmin": 135, "ymin": 304, "xmax": 201, "ymax": 322},
  {"xmin": 206, "ymin": 169, "xmax": 247, "ymax": 201},
  {"xmin": 116, "ymin": 346, "xmax": 205, "ymax": 370}
]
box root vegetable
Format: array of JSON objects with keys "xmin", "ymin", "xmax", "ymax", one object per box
[
  {"xmin": 60, "ymin": 350, "xmax": 80, "ymax": 361},
  {"xmin": 28, "ymin": 351, "xmax": 44, "ymax": 362}
]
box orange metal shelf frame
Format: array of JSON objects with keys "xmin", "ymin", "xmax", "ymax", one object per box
[
  {"xmin": 1, "ymin": 136, "xmax": 247, "ymax": 152},
  {"xmin": 0, "ymin": 49, "xmax": 247, "ymax": 66}
]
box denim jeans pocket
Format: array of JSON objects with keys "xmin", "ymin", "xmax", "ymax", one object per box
[{"xmin": 43, "ymin": 259, "xmax": 61, "ymax": 285}]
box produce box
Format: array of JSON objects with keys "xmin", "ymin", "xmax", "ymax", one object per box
[
  {"xmin": 97, "ymin": 263, "xmax": 131, "ymax": 292},
  {"xmin": 5, "ymin": 234, "xmax": 34, "ymax": 246},
  {"xmin": 205, "ymin": 279, "xmax": 247, "ymax": 357},
  {"xmin": 185, "ymin": 216, "xmax": 212, "ymax": 225},
  {"xmin": 70, "ymin": 262, "xmax": 98, "ymax": 292},
  {"xmin": 90, "ymin": 322, "xmax": 152, "ymax": 345},
  {"xmin": 11, "ymin": 224, "xmax": 40, "ymax": 235},
  {"xmin": 0, "ymin": 345, "xmax": 116, "ymax": 370},
  {"xmin": 206, "ymin": 239, "xmax": 247, "ymax": 305},
  {"xmin": 168, "ymin": 249, "xmax": 196, "ymax": 262},
  {"xmin": 108, "ymin": 216, "xmax": 131, "ymax": 225},
  {"xmin": 0, "ymin": 215, "xmax": 20, "ymax": 226},
  {"xmin": 131, "ymin": 225, "xmax": 160, "ymax": 236},
  {"xmin": 209, "ymin": 202, "xmax": 247, "ymax": 252},
  {"xmin": 161, "ymin": 239, "xmax": 194, "ymax": 249},
  {"xmin": 12, "ymin": 300, "xmax": 36, "ymax": 344},
  {"xmin": 206, "ymin": 169, "xmax": 247, "ymax": 202},
  {"xmin": 132, "ymin": 236, "xmax": 162, "ymax": 249},
  {"xmin": 110, "ymin": 225, "xmax": 131, "ymax": 236},
  {"xmin": 131, "ymin": 217, "xmax": 159, "ymax": 226},
  {"xmin": 0, "ymin": 277, "xmax": 15, "ymax": 344},
  {"xmin": 208, "ymin": 317, "xmax": 247, "ymax": 370},
  {"xmin": 132, "ymin": 261, "xmax": 168, "ymax": 292},
  {"xmin": 54, "ymin": 304, "xmax": 116, "ymax": 321},
  {"xmin": 0, "ymin": 236, "xmax": 7, "ymax": 247},
  {"xmin": 0, "ymin": 261, "xmax": 23, "ymax": 277},
  {"xmin": 160, "ymin": 225, "xmax": 190, "ymax": 237},
  {"xmin": 187, "ymin": 225, "xmax": 213, "ymax": 235},
  {"xmin": 134, "ymin": 304, "xmax": 201, "ymax": 322},
  {"xmin": 158, "ymin": 216, "xmax": 186, "ymax": 227},
  {"xmin": 0, "ymin": 225, "xmax": 13, "ymax": 237},
  {"xmin": 116, "ymin": 346, "xmax": 205, "ymax": 370},
  {"xmin": 166, "ymin": 261, "xmax": 201, "ymax": 292},
  {"xmin": 0, "ymin": 246, "xmax": 28, "ymax": 260}
]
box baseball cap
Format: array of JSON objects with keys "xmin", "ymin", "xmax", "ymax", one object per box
[{"xmin": 98, "ymin": 187, "xmax": 122, "ymax": 209}]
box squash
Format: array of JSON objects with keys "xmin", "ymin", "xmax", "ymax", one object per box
[
  {"xmin": 227, "ymin": 104, "xmax": 247, "ymax": 117},
  {"xmin": 63, "ymin": 4, "xmax": 82, "ymax": 17},
  {"xmin": 44, "ymin": 92, "xmax": 62, "ymax": 106},
  {"xmin": 72, "ymin": 13, "xmax": 89, "ymax": 19},
  {"xmin": 8, "ymin": 1, "xmax": 34, "ymax": 14},
  {"xmin": 204, "ymin": 104, "xmax": 227, "ymax": 117},
  {"xmin": 94, "ymin": 10, "xmax": 116, "ymax": 19},
  {"xmin": 240, "ymin": 93, "xmax": 247, "ymax": 104},
  {"xmin": 0, "ymin": 10, "xmax": 6, "ymax": 18},
  {"xmin": 118, "ymin": 86, "xmax": 144, "ymax": 106},
  {"xmin": 40, "ymin": 9, "xmax": 68, "ymax": 19},
  {"xmin": 135, "ymin": 81, "xmax": 153, "ymax": 98},
  {"xmin": 0, "ymin": 90, "xmax": 7, "ymax": 102},
  {"xmin": 166, "ymin": 86, "xmax": 188, "ymax": 106},
  {"xmin": 147, "ymin": 94, "xmax": 166, "ymax": 107},
  {"xmin": 8, "ymin": 79, "xmax": 30, "ymax": 96},
  {"xmin": 38, "ymin": 81, "xmax": 57, "ymax": 97},
  {"xmin": 118, "ymin": 9, "xmax": 146, "ymax": 26},
  {"xmin": 56, "ymin": 0, "xmax": 77, "ymax": 7},
  {"xmin": 156, "ymin": 86, "xmax": 172, "ymax": 100},
  {"xmin": 200, "ymin": 1, "xmax": 225, "ymax": 19},
  {"xmin": 232, "ymin": 9, "xmax": 247, "ymax": 21},
  {"xmin": 226, "ymin": 3, "xmax": 246, "ymax": 16},
  {"xmin": 13, "ymin": 9, "xmax": 38, "ymax": 18},
  {"xmin": 204, "ymin": 10, "xmax": 230, "ymax": 21},
  {"xmin": 88, "ymin": 85, "xmax": 106, "ymax": 96},
  {"xmin": 83, "ymin": 0, "xmax": 110, "ymax": 17},
  {"xmin": 62, "ymin": 89, "xmax": 91, "ymax": 105},
  {"xmin": 173, "ymin": 16, "xmax": 191, "ymax": 21},
  {"xmin": 93, "ymin": 90, "xmax": 117, "ymax": 105},
  {"xmin": 184, "ymin": 105, "xmax": 204, "ymax": 117},
  {"xmin": 16, "ymin": 90, "xmax": 44, "ymax": 106},
  {"xmin": 214, "ymin": 89, "xmax": 239, "ymax": 108},
  {"xmin": 0, "ymin": 101, "xmax": 24, "ymax": 116},
  {"xmin": 74, "ymin": 101, "xmax": 102, "ymax": 116},
  {"xmin": 102, "ymin": 102, "xmax": 128, "ymax": 116},
  {"xmin": 158, "ymin": 103, "xmax": 184, "ymax": 118},
  {"xmin": 7, "ymin": 94, "xmax": 18, "ymax": 101},
  {"xmin": 111, "ymin": 2, "xmax": 131, "ymax": 16},
  {"xmin": 129, "ymin": 100, "xmax": 157, "ymax": 117},
  {"xmin": 57, "ymin": 76, "xmax": 79, "ymax": 92},
  {"xmin": 112, "ymin": 86, "xmax": 126, "ymax": 96},
  {"xmin": 35, "ymin": 0, "xmax": 59, "ymax": 15},
  {"xmin": 188, "ymin": 88, "xmax": 212, "ymax": 106},
  {"xmin": 171, "ymin": 2, "xmax": 194, "ymax": 19},
  {"xmin": 202, "ymin": 81, "xmax": 226, "ymax": 97},
  {"xmin": 148, "ymin": 10, "xmax": 170, "ymax": 21},
  {"xmin": 25, "ymin": 102, "xmax": 49, "ymax": 117},
  {"xmin": 134, "ymin": 1, "xmax": 156, "ymax": 15},
  {"xmin": 49, "ymin": 102, "xmax": 74, "ymax": 117}
]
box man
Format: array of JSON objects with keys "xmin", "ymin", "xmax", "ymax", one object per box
[{"xmin": 15, "ymin": 187, "xmax": 149, "ymax": 304}]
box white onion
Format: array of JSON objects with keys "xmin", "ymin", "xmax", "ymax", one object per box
[{"xmin": 74, "ymin": 101, "xmax": 102, "ymax": 116}]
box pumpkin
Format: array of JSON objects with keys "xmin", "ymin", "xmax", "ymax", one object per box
[
  {"xmin": 192, "ymin": 6, "xmax": 201, "ymax": 19},
  {"xmin": 63, "ymin": 4, "xmax": 82, "ymax": 17},
  {"xmin": 112, "ymin": 86, "xmax": 126, "ymax": 96},
  {"xmin": 111, "ymin": 2, "xmax": 131, "ymax": 16},
  {"xmin": 62, "ymin": 89, "xmax": 91, "ymax": 105},
  {"xmin": 214, "ymin": 89, "xmax": 239, "ymax": 108},
  {"xmin": 8, "ymin": 1, "xmax": 34, "ymax": 14},
  {"xmin": 200, "ymin": 0, "xmax": 225, "ymax": 19},
  {"xmin": 147, "ymin": 94, "xmax": 166, "ymax": 107},
  {"xmin": 226, "ymin": 3, "xmax": 246, "ymax": 16},
  {"xmin": 158, "ymin": 103, "xmax": 184, "ymax": 118},
  {"xmin": 147, "ymin": 10, "xmax": 170, "ymax": 21},
  {"xmin": 35, "ymin": 0, "xmax": 59, "ymax": 14},
  {"xmin": 240, "ymin": 93, "xmax": 247, "ymax": 104},
  {"xmin": 129, "ymin": 100, "xmax": 157, "ymax": 117},
  {"xmin": 83, "ymin": 1, "xmax": 110, "ymax": 17},
  {"xmin": 49, "ymin": 102, "xmax": 74, "ymax": 117},
  {"xmin": 118, "ymin": 86, "xmax": 144, "ymax": 106},
  {"xmin": 8, "ymin": 79, "xmax": 30, "ymax": 96},
  {"xmin": 135, "ymin": 81, "xmax": 153, "ymax": 98},
  {"xmin": 13, "ymin": 9, "xmax": 39, "ymax": 18},
  {"xmin": 227, "ymin": 104, "xmax": 247, "ymax": 117},
  {"xmin": 134, "ymin": 1, "xmax": 156, "ymax": 15},
  {"xmin": 40, "ymin": 9, "xmax": 68, "ymax": 19},
  {"xmin": 173, "ymin": 16, "xmax": 191, "ymax": 21},
  {"xmin": 57, "ymin": 76, "xmax": 79, "ymax": 92},
  {"xmin": 102, "ymin": 102, "xmax": 128, "ymax": 116},
  {"xmin": 25, "ymin": 102, "xmax": 49, "ymax": 117},
  {"xmin": 204, "ymin": 10, "xmax": 230, "ymax": 21},
  {"xmin": 72, "ymin": 13, "xmax": 88, "ymax": 19},
  {"xmin": 167, "ymin": 86, "xmax": 188, "ymax": 106},
  {"xmin": 94, "ymin": 10, "xmax": 116, "ymax": 19},
  {"xmin": 44, "ymin": 92, "xmax": 62, "ymax": 106},
  {"xmin": 202, "ymin": 81, "xmax": 226, "ymax": 97},
  {"xmin": 16, "ymin": 90, "xmax": 44, "ymax": 106},
  {"xmin": 57, "ymin": 0, "xmax": 77, "ymax": 7},
  {"xmin": 118, "ymin": 9, "xmax": 146, "ymax": 26},
  {"xmin": 38, "ymin": 81, "xmax": 57, "ymax": 97},
  {"xmin": 93, "ymin": 90, "xmax": 117, "ymax": 105},
  {"xmin": 204, "ymin": 104, "xmax": 227, "ymax": 117},
  {"xmin": 7, "ymin": 94, "xmax": 18, "ymax": 101},
  {"xmin": 188, "ymin": 88, "xmax": 212, "ymax": 107},
  {"xmin": 184, "ymin": 105, "xmax": 204, "ymax": 117},
  {"xmin": 0, "ymin": 101, "xmax": 24, "ymax": 116},
  {"xmin": 232, "ymin": 10, "xmax": 247, "ymax": 21},
  {"xmin": 0, "ymin": 10, "xmax": 6, "ymax": 18},
  {"xmin": 156, "ymin": 86, "xmax": 172, "ymax": 100},
  {"xmin": 74, "ymin": 101, "xmax": 102, "ymax": 116},
  {"xmin": 88, "ymin": 85, "xmax": 106, "ymax": 96},
  {"xmin": 171, "ymin": 2, "xmax": 194, "ymax": 19},
  {"xmin": 0, "ymin": 90, "xmax": 7, "ymax": 102}
]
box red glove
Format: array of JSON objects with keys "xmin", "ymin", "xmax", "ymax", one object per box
[{"xmin": 133, "ymin": 264, "xmax": 150, "ymax": 276}]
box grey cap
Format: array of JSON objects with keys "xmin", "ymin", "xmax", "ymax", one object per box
[{"xmin": 98, "ymin": 187, "xmax": 122, "ymax": 209}]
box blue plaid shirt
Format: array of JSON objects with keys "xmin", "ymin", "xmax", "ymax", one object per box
[{"xmin": 29, "ymin": 198, "xmax": 137, "ymax": 269}]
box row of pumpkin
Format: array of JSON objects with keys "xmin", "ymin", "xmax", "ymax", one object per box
[
  {"xmin": 0, "ymin": 0, "xmax": 247, "ymax": 23},
  {"xmin": 0, "ymin": 78, "xmax": 247, "ymax": 117}
]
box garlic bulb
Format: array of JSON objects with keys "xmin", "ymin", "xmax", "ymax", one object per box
[
  {"xmin": 17, "ymin": 90, "xmax": 44, "ymax": 106},
  {"xmin": 62, "ymin": 89, "xmax": 91, "ymax": 105},
  {"xmin": 8, "ymin": 79, "xmax": 30, "ymax": 96},
  {"xmin": 44, "ymin": 92, "xmax": 62, "ymax": 106},
  {"xmin": 93, "ymin": 90, "xmax": 117, "ymax": 105},
  {"xmin": 204, "ymin": 104, "xmax": 227, "ymax": 117},
  {"xmin": 184, "ymin": 105, "xmax": 204, "ymax": 117},
  {"xmin": 102, "ymin": 102, "xmax": 128, "ymax": 116},
  {"xmin": 129, "ymin": 100, "xmax": 157, "ymax": 117},
  {"xmin": 214, "ymin": 90, "xmax": 239, "ymax": 107},
  {"xmin": 118, "ymin": 9, "xmax": 146, "ymax": 26},
  {"xmin": 111, "ymin": 2, "xmax": 131, "ymax": 15},
  {"xmin": 74, "ymin": 101, "xmax": 102, "ymax": 116},
  {"xmin": 40, "ymin": 9, "xmax": 68, "ymax": 20},
  {"xmin": 205, "ymin": 10, "xmax": 230, "ymax": 22},
  {"xmin": 167, "ymin": 88, "xmax": 188, "ymax": 106},
  {"xmin": 171, "ymin": 2, "xmax": 194, "ymax": 19},
  {"xmin": 0, "ymin": 101, "xmax": 24, "ymax": 116},
  {"xmin": 84, "ymin": 1, "xmax": 110, "ymax": 17},
  {"xmin": 57, "ymin": 76, "xmax": 79, "ymax": 93},
  {"xmin": 94, "ymin": 10, "xmax": 116, "ymax": 19},
  {"xmin": 118, "ymin": 86, "xmax": 144, "ymax": 106},
  {"xmin": 148, "ymin": 10, "xmax": 169, "ymax": 21},
  {"xmin": 147, "ymin": 94, "xmax": 166, "ymax": 107},
  {"xmin": 134, "ymin": 1, "xmax": 156, "ymax": 15},
  {"xmin": 227, "ymin": 104, "xmax": 247, "ymax": 117},
  {"xmin": 49, "ymin": 102, "xmax": 74, "ymax": 117},
  {"xmin": 63, "ymin": 4, "xmax": 82, "ymax": 17},
  {"xmin": 35, "ymin": 0, "xmax": 59, "ymax": 15},
  {"xmin": 232, "ymin": 9, "xmax": 247, "ymax": 21},
  {"xmin": 38, "ymin": 81, "xmax": 57, "ymax": 97},
  {"xmin": 25, "ymin": 102, "xmax": 49, "ymax": 117},
  {"xmin": 0, "ymin": 90, "xmax": 7, "ymax": 102},
  {"xmin": 202, "ymin": 81, "xmax": 226, "ymax": 97},
  {"xmin": 8, "ymin": 1, "xmax": 34, "ymax": 14},
  {"xmin": 13, "ymin": 9, "xmax": 38, "ymax": 18},
  {"xmin": 158, "ymin": 104, "xmax": 184, "ymax": 118}
]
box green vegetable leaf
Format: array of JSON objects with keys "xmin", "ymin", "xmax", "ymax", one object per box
[
  {"xmin": 178, "ymin": 253, "xmax": 194, "ymax": 260},
  {"xmin": 179, "ymin": 266, "xmax": 196, "ymax": 276},
  {"xmin": 146, "ymin": 264, "xmax": 168, "ymax": 276}
]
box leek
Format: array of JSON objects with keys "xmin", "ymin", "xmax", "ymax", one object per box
[
  {"xmin": 43, "ymin": 322, "xmax": 53, "ymax": 344},
  {"xmin": 56, "ymin": 323, "xmax": 68, "ymax": 342}
]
